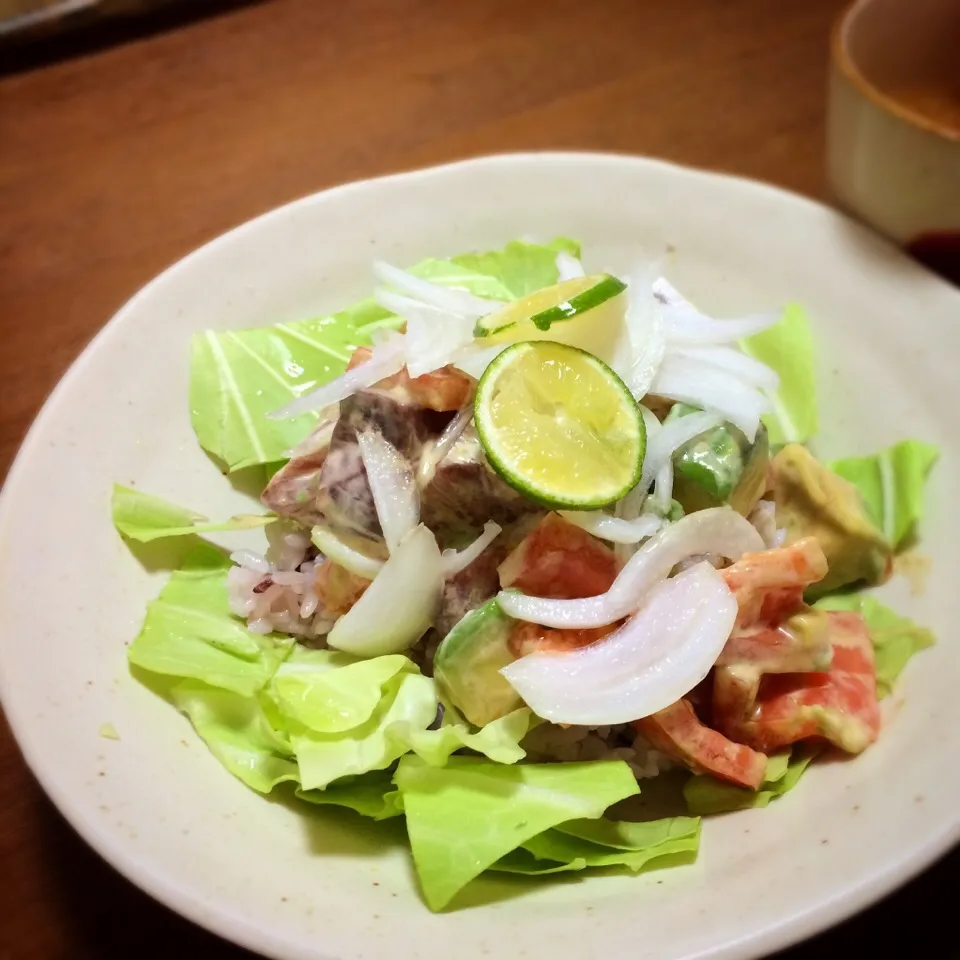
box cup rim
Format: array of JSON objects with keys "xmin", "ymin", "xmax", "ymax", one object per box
[{"xmin": 832, "ymin": 0, "xmax": 960, "ymax": 143}]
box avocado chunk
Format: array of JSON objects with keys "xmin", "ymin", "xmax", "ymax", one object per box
[
  {"xmin": 433, "ymin": 598, "xmax": 522, "ymax": 727},
  {"xmin": 769, "ymin": 444, "xmax": 892, "ymax": 597},
  {"xmin": 668, "ymin": 405, "xmax": 769, "ymax": 517}
]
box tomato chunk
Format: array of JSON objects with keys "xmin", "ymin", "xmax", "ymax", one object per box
[
  {"xmin": 314, "ymin": 559, "xmax": 371, "ymax": 616},
  {"xmin": 634, "ymin": 699, "xmax": 768, "ymax": 790},
  {"xmin": 720, "ymin": 537, "xmax": 827, "ymax": 628},
  {"xmin": 716, "ymin": 611, "xmax": 880, "ymax": 755},
  {"xmin": 498, "ymin": 513, "xmax": 619, "ymax": 599}
]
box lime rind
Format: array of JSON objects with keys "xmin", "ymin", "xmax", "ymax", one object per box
[
  {"xmin": 473, "ymin": 274, "xmax": 626, "ymax": 340},
  {"xmin": 529, "ymin": 275, "xmax": 626, "ymax": 332},
  {"xmin": 474, "ymin": 341, "xmax": 646, "ymax": 510}
]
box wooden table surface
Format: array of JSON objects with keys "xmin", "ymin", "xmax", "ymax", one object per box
[{"xmin": 1, "ymin": 1, "xmax": 956, "ymax": 957}]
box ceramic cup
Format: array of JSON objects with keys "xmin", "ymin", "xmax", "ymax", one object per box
[{"xmin": 827, "ymin": 0, "xmax": 960, "ymax": 283}]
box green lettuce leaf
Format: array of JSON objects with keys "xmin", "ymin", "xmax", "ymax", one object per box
[
  {"xmin": 127, "ymin": 544, "xmax": 294, "ymax": 698},
  {"xmin": 269, "ymin": 647, "xmax": 417, "ymax": 734},
  {"xmin": 112, "ymin": 484, "xmax": 272, "ymax": 542},
  {"xmin": 286, "ymin": 672, "xmax": 532, "ymax": 791},
  {"xmin": 517, "ymin": 816, "xmax": 700, "ymax": 873},
  {"xmin": 815, "ymin": 594, "xmax": 934, "ymax": 697},
  {"xmin": 683, "ymin": 747, "xmax": 818, "ymax": 815},
  {"xmin": 830, "ymin": 440, "xmax": 939, "ymax": 549},
  {"xmin": 291, "ymin": 672, "xmax": 438, "ymax": 790},
  {"xmin": 493, "ymin": 814, "xmax": 701, "ymax": 875},
  {"xmin": 191, "ymin": 239, "xmax": 578, "ymax": 472},
  {"xmin": 393, "ymin": 756, "xmax": 640, "ymax": 910},
  {"xmin": 407, "ymin": 705, "xmax": 533, "ymax": 767},
  {"xmin": 451, "ymin": 238, "xmax": 580, "ymax": 298},
  {"xmin": 170, "ymin": 680, "xmax": 299, "ymax": 793},
  {"xmin": 741, "ymin": 303, "xmax": 817, "ymax": 445},
  {"xmin": 296, "ymin": 772, "xmax": 404, "ymax": 820}
]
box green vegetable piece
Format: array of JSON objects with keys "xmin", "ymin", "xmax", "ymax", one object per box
[
  {"xmin": 111, "ymin": 484, "xmax": 273, "ymax": 542},
  {"xmin": 515, "ymin": 816, "xmax": 700, "ymax": 873},
  {"xmin": 394, "ymin": 756, "xmax": 639, "ymax": 910},
  {"xmin": 190, "ymin": 239, "xmax": 579, "ymax": 472},
  {"xmin": 769, "ymin": 444, "xmax": 892, "ymax": 597},
  {"xmin": 127, "ymin": 544, "xmax": 294, "ymax": 698},
  {"xmin": 669, "ymin": 405, "xmax": 769, "ymax": 517},
  {"xmin": 683, "ymin": 746, "xmax": 819, "ymax": 815},
  {"xmin": 830, "ymin": 439, "xmax": 939, "ymax": 550},
  {"xmin": 433, "ymin": 598, "xmax": 522, "ymax": 727},
  {"xmin": 741, "ymin": 302, "xmax": 818, "ymax": 445},
  {"xmin": 296, "ymin": 772, "xmax": 405, "ymax": 820},
  {"xmin": 815, "ymin": 593, "xmax": 934, "ymax": 698},
  {"xmin": 170, "ymin": 680, "xmax": 299, "ymax": 793}
]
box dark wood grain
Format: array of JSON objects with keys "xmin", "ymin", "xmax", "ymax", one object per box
[{"xmin": 0, "ymin": 1, "xmax": 954, "ymax": 957}]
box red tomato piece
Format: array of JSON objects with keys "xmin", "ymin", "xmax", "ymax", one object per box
[
  {"xmin": 716, "ymin": 611, "xmax": 880, "ymax": 755},
  {"xmin": 498, "ymin": 513, "xmax": 619, "ymax": 599},
  {"xmin": 634, "ymin": 699, "xmax": 768, "ymax": 789},
  {"xmin": 720, "ymin": 537, "xmax": 828, "ymax": 629},
  {"xmin": 314, "ymin": 558, "xmax": 371, "ymax": 616}
]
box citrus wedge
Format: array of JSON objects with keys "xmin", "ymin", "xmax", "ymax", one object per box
[
  {"xmin": 473, "ymin": 274, "xmax": 627, "ymax": 368},
  {"xmin": 474, "ymin": 341, "xmax": 645, "ymax": 509}
]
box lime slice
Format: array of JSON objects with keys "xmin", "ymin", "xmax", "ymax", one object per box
[
  {"xmin": 475, "ymin": 274, "xmax": 626, "ymax": 338},
  {"xmin": 474, "ymin": 341, "xmax": 645, "ymax": 509}
]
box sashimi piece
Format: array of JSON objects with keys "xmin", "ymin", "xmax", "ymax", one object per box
[
  {"xmin": 498, "ymin": 513, "xmax": 619, "ymax": 599},
  {"xmin": 315, "ymin": 389, "xmax": 444, "ymax": 535},
  {"xmin": 420, "ymin": 425, "xmax": 542, "ymax": 537},
  {"xmin": 717, "ymin": 611, "xmax": 880, "ymax": 755},
  {"xmin": 260, "ymin": 418, "xmax": 335, "ymax": 525},
  {"xmin": 633, "ymin": 699, "xmax": 767, "ymax": 789},
  {"xmin": 719, "ymin": 537, "xmax": 828, "ymax": 628}
]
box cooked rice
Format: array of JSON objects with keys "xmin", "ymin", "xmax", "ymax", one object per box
[
  {"xmin": 521, "ymin": 721, "xmax": 673, "ymax": 780},
  {"xmin": 228, "ymin": 521, "xmax": 335, "ymax": 638}
]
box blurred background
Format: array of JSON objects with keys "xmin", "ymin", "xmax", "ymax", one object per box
[{"xmin": 1, "ymin": 1, "xmax": 956, "ymax": 958}]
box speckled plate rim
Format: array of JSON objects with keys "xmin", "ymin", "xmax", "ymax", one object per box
[{"xmin": 1, "ymin": 151, "xmax": 958, "ymax": 960}]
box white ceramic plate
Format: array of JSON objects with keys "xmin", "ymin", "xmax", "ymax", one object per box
[{"xmin": 1, "ymin": 153, "xmax": 958, "ymax": 960}]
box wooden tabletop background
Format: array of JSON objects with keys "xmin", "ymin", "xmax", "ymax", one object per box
[{"xmin": 1, "ymin": 0, "xmax": 956, "ymax": 957}]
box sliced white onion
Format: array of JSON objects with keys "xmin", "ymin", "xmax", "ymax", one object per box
[
  {"xmin": 453, "ymin": 342, "xmax": 508, "ymax": 381},
  {"xmin": 663, "ymin": 305, "xmax": 780, "ymax": 345},
  {"xmin": 269, "ymin": 335, "xmax": 407, "ymax": 419},
  {"xmin": 356, "ymin": 429, "xmax": 419, "ymax": 552},
  {"xmin": 373, "ymin": 261, "xmax": 502, "ymax": 318},
  {"xmin": 650, "ymin": 354, "xmax": 768, "ymax": 441},
  {"xmin": 417, "ymin": 406, "xmax": 474, "ymax": 488},
  {"xmin": 327, "ymin": 525, "xmax": 442, "ymax": 656},
  {"xmin": 441, "ymin": 521, "xmax": 502, "ymax": 577},
  {"xmin": 497, "ymin": 506, "xmax": 763, "ymax": 629},
  {"xmin": 623, "ymin": 265, "xmax": 666, "ymax": 398},
  {"xmin": 747, "ymin": 499, "xmax": 784, "ymax": 550},
  {"xmin": 671, "ymin": 344, "xmax": 779, "ymax": 393},
  {"xmin": 310, "ymin": 525, "xmax": 385, "ymax": 579},
  {"xmin": 500, "ymin": 562, "xmax": 738, "ymax": 725},
  {"xmin": 374, "ymin": 289, "xmax": 477, "ymax": 379},
  {"xmin": 639, "ymin": 405, "xmax": 663, "ymax": 493},
  {"xmin": 653, "ymin": 277, "xmax": 780, "ymax": 345},
  {"xmin": 555, "ymin": 251, "xmax": 586, "ymax": 281},
  {"xmin": 558, "ymin": 511, "xmax": 662, "ymax": 544},
  {"xmin": 651, "ymin": 457, "xmax": 674, "ymax": 514}
]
